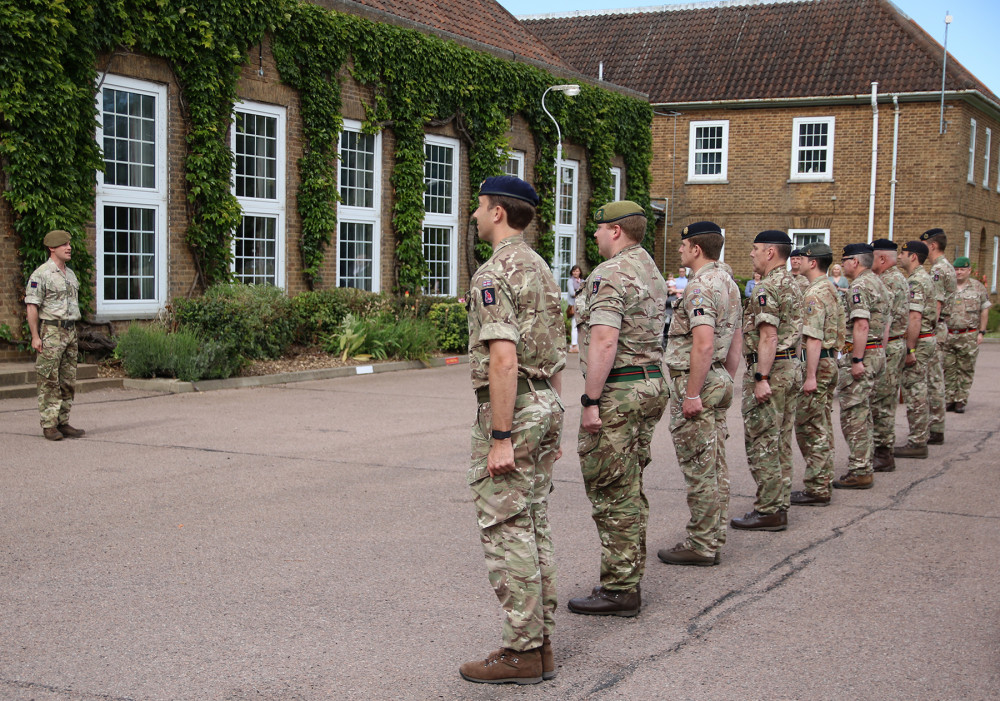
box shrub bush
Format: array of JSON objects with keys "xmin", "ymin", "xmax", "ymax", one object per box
[
  {"xmin": 114, "ymin": 325, "xmax": 241, "ymax": 381},
  {"xmin": 174, "ymin": 284, "xmax": 296, "ymax": 360},
  {"xmin": 289, "ymin": 288, "xmax": 394, "ymax": 345},
  {"xmin": 427, "ymin": 301, "xmax": 468, "ymax": 353},
  {"xmin": 321, "ymin": 313, "xmax": 439, "ymax": 361}
]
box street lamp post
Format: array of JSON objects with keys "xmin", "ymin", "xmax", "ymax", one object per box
[
  {"xmin": 940, "ymin": 11, "xmax": 953, "ymax": 135},
  {"xmin": 541, "ymin": 84, "xmax": 581, "ymax": 283}
]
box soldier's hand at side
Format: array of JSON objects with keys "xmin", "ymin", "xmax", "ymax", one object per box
[
  {"xmin": 754, "ymin": 379, "xmax": 771, "ymax": 403},
  {"xmin": 31, "ymin": 337, "xmax": 42, "ymax": 353},
  {"xmin": 487, "ymin": 439, "xmax": 516, "ymax": 476},
  {"xmin": 682, "ymin": 396, "xmax": 703, "ymax": 419},
  {"xmin": 851, "ymin": 362, "xmax": 864, "ymax": 380},
  {"xmin": 802, "ymin": 376, "xmax": 817, "ymax": 394},
  {"xmin": 905, "ymin": 353, "xmax": 916, "ymax": 367},
  {"xmin": 582, "ymin": 405, "xmax": 602, "ymax": 434}
]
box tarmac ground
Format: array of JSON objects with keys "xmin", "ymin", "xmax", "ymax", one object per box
[{"xmin": 2, "ymin": 345, "xmax": 999, "ymax": 700}]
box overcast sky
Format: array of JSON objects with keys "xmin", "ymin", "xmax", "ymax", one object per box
[{"xmin": 499, "ymin": 0, "xmax": 1000, "ymax": 97}]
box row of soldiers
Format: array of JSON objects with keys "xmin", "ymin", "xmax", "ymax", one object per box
[{"xmin": 459, "ymin": 179, "xmax": 990, "ymax": 685}]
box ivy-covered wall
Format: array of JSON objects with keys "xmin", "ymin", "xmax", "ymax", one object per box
[{"xmin": 0, "ymin": 0, "xmax": 653, "ymax": 336}]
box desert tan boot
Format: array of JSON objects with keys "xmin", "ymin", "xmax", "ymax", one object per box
[{"xmin": 459, "ymin": 647, "xmax": 542, "ymax": 685}]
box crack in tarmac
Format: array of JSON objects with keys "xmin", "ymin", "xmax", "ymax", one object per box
[
  {"xmin": 581, "ymin": 425, "xmax": 997, "ymax": 698},
  {"xmin": 0, "ymin": 678, "xmax": 135, "ymax": 701}
]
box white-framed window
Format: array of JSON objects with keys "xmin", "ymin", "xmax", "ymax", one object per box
[
  {"xmin": 790, "ymin": 117, "xmax": 835, "ymax": 182},
  {"xmin": 610, "ymin": 166, "xmax": 623, "ymax": 200},
  {"xmin": 964, "ymin": 230, "xmax": 971, "ymax": 257},
  {"xmin": 95, "ymin": 74, "xmax": 168, "ymax": 318},
  {"xmin": 968, "ymin": 119, "xmax": 977, "ymax": 184},
  {"xmin": 789, "ymin": 229, "xmax": 830, "ymax": 269},
  {"xmin": 984, "ymin": 128, "xmax": 992, "ymax": 189},
  {"xmin": 337, "ymin": 119, "xmax": 382, "ymax": 291},
  {"xmin": 422, "ymin": 135, "xmax": 459, "ymax": 295},
  {"xmin": 554, "ymin": 159, "xmax": 579, "ymax": 294},
  {"xmin": 992, "ymin": 236, "xmax": 998, "ymax": 294},
  {"xmin": 231, "ymin": 101, "xmax": 286, "ymax": 287},
  {"xmin": 502, "ymin": 150, "xmax": 525, "ymax": 179},
  {"xmin": 688, "ymin": 120, "xmax": 729, "ymax": 182}
]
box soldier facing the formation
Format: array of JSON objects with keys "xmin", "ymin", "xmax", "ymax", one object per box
[{"xmin": 943, "ymin": 257, "xmax": 992, "ymax": 413}]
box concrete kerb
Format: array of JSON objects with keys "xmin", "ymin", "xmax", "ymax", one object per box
[{"xmin": 121, "ymin": 354, "xmax": 468, "ymax": 393}]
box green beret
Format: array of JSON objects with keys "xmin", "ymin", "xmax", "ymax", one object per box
[
  {"xmin": 802, "ymin": 242, "xmax": 832, "ymax": 257},
  {"xmin": 595, "ymin": 200, "xmax": 645, "ymax": 224},
  {"xmin": 954, "ymin": 256, "xmax": 971, "ymax": 268},
  {"xmin": 43, "ymin": 229, "xmax": 71, "ymax": 248}
]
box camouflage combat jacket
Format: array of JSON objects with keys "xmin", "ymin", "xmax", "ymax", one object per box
[
  {"xmin": 664, "ymin": 261, "xmax": 742, "ymax": 369},
  {"xmin": 578, "ymin": 243, "xmax": 667, "ymax": 375},
  {"xmin": 801, "ymin": 276, "xmax": 846, "ymax": 351},
  {"xmin": 948, "ymin": 279, "xmax": 992, "ymax": 330},
  {"xmin": 794, "ymin": 274, "xmax": 810, "ymax": 296},
  {"xmin": 879, "ymin": 265, "xmax": 910, "ymax": 339},
  {"xmin": 467, "ymin": 235, "xmax": 567, "ymax": 389},
  {"xmin": 843, "ymin": 269, "xmax": 888, "ymax": 343},
  {"xmin": 743, "ymin": 266, "xmax": 803, "ymax": 354},
  {"xmin": 930, "ymin": 256, "xmax": 958, "ymax": 321},
  {"xmin": 24, "ymin": 259, "xmax": 81, "ymax": 321},
  {"xmin": 906, "ymin": 266, "xmax": 937, "ymax": 335}
]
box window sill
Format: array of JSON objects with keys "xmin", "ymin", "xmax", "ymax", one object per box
[
  {"xmin": 787, "ymin": 177, "xmax": 834, "ymax": 184},
  {"xmin": 685, "ymin": 179, "xmax": 729, "ymax": 185}
]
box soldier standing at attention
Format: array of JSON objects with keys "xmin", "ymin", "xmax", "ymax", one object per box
[
  {"xmin": 943, "ymin": 257, "xmax": 991, "ymax": 413},
  {"xmin": 732, "ymin": 230, "xmax": 802, "ymax": 532},
  {"xmin": 460, "ymin": 176, "xmax": 566, "ymax": 686},
  {"xmin": 789, "ymin": 248, "xmax": 810, "ymax": 295},
  {"xmin": 790, "ymin": 243, "xmax": 845, "ymax": 506},
  {"xmin": 25, "ymin": 229, "xmax": 85, "ymax": 441},
  {"xmin": 871, "ymin": 239, "xmax": 909, "ymax": 473},
  {"xmin": 833, "ymin": 243, "xmax": 888, "ymax": 489},
  {"xmin": 920, "ymin": 228, "xmax": 957, "ymax": 445},
  {"xmin": 567, "ymin": 201, "xmax": 668, "ymax": 617},
  {"xmin": 895, "ymin": 241, "xmax": 937, "ymax": 459},
  {"xmin": 657, "ymin": 221, "xmax": 743, "ymax": 566}
]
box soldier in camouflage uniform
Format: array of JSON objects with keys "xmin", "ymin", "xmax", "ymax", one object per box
[
  {"xmin": 567, "ymin": 201, "xmax": 668, "ymax": 617},
  {"xmin": 732, "ymin": 230, "xmax": 802, "ymax": 531},
  {"xmin": 25, "ymin": 229, "xmax": 85, "ymax": 441},
  {"xmin": 943, "ymin": 257, "xmax": 992, "ymax": 413},
  {"xmin": 833, "ymin": 243, "xmax": 888, "ymax": 489},
  {"xmin": 920, "ymin": 228, "xmax": 957, "ymax": 444},
  {"xmin": 894, "ymin": 241, "xmax": 936, "ymax": 459},
  {"xmin": 790, "ymin": 243, "xmax": 845, "ymax": 506},
  {"xmin": 657, "ymin": 221, "xmax": 743, "ymax": 566},
  {"xmin": 871, "ymin": 239, "xmax": 910, "ymax": 472},
  {"xmin": 789, "ymin": 248, "xmax": 810, "ymax": 295},
  {"xmin": 460, "ymin": 177, "xmax": 566, "ymax": 686}
]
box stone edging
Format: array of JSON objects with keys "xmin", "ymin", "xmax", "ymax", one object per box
[{"xmin": 122, "ymin": 355, "xmax": 468, "ymax": 394}]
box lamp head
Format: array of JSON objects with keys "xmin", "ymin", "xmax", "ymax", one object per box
[{"xmin": 551, "ymin": 83, "xmax": 581, "ymax": 96}]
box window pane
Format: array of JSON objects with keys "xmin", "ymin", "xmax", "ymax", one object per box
[
  {"xmin": 102, "ymin": 87, "xmax": 156, "ymax": 188},
  {"xmin": 424, "ymin": 143, "xmax": 454, "ymax": 215},
  {"xmin": 102, "ymin": 205, "xmax": 157, "ymax": 300},
  {"xmin": 233, "ymin": 215, "xmax": 278, "ymax": 285},
  {"xmin": 233, "ymin": 110, "xmax": 279, "ymax": 201},
  {"xmin": 340, "ymin": 129, "xmax": 377, "ymax": 209},
  {"xmin": 423, "ymin": 226, "xmax": 452, "ymax": 295},
  {"xmin": 338, "ymin": 221, "xmax": 375, "ymax": 291}
]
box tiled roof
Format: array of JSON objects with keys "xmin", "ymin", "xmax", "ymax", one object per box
[
  {"xmin": 334, "ymin": 0, "xmax": 573, "ymax": 69},
  {"xmin": 522, "ymin": 0, "xmax": 998, "ymax": 105}
]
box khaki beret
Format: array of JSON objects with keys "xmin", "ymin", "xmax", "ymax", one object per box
[
  {"xmin": 595, "ymin": 200, "xmax": 645, "ymax": 224},
  {"xmin": 43, "ymin": 230, "xmax": 72, "ymax": 248}
]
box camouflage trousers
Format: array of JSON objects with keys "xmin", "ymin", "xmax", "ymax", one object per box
[
  {"xmin": 928, "ymin": 325, "xmax": 948, "ymax": 433},
  {"xmin": 469, "ymin": 388, "xmax": 564, "ymax": 652},
  {"xmin": 668, "ymin": 367, "xmax": 733, "ymax": 556},
  {"xmin": 838, "ymin": 348, "xmax": 885, "ymax": 475},
  {"xmin": 36, "ymin": 323, "xmax": 78, "ymax": 429},
  {"xmin": 943, "ymin": 331, "xmax": 981, "ymax": 404},
  {"xmin": 742, "ymin": 359, "xmax": 799, "ymax": 514},
  {"xmin": 900, "ymin": 338, "xmax": 936, "ymax": 446},
  {"xmin": 872, "ymin": 338, "xmax": 906, "ymax": 449},
  {"xmin": 578, "ymin": 376, "xmax": 667, "ymax": 592},
  {"xmin": 794, "ymin": 357, "xmax": 838, "ymax": 498}
]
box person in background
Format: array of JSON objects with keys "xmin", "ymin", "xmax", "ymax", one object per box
[
  {"xmin": 567, "ymin": 265, "xmax": 583, "ymax": 353},
  {"xmin": 943, "ymin": 257, "xmax": 991, "ymax": 413},
  {"xmin": 674, "ymin": 266, "xmax": 689, "ymax": 292},
  {"xmin": 828, "ymin": 263, "xmax": 849, "ymax": 295},
  {"xmin": 744, "ymin": 271, "xmax": 762, "ymax": 299}
]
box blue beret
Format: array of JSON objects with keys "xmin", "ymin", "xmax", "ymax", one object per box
[
  {"xmin": 681, "ymin": 221, "xmax": 722, "ymax": 239},
  {"xmin": 754, "ymin": 230, "xmax": 791, "ymax": 245},
  {"xmin": 901, "ymin": 241, "xmax": 928, "ymax": 257},
  {"xmin": 843, "ymin": 243, "xmax": 874, "ymax": 256},
  {"xmin": 479, "ymin": 176, "xmax": 539, "ymax": 206},
  {"xmin": 920, "ymin": 228, "xmax": 945, "ymax": 241},
  {"xmin": 872, "ymin": 238, "xmax": 898, "ymax": 251},
  {"xmin": 790, "ymin": 248, "xmax": 803, "ymax": 257}
]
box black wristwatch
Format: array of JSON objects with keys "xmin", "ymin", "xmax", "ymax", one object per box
[
  {"xmin": 581, "ymin": 393, "xmax": 600, "ymax": 407},
  {"xmin": 753, "ymin": 372, "xmax": 769, "ymax": 382},
  {"xmin": 491, "ymin": 429, "xmax": 512, "ymax": 440},
  {"xmin": 851, "ymin": 357, "xmax": 864, "ymax": 364}
]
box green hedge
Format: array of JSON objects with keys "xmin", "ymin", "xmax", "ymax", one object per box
[{"xmin": 114, "ymin": 325, "xmax": 241, "ymax": 381}]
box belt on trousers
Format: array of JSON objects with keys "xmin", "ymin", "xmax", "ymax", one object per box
[
  {"xmin": 476, "ymin": 377, "xmax": 552, "ymax": 404},
  {"xmin": 842, "ymin": 341, "xmax": 883, "ymax": 354},
  {"xmin": 800, "ymin": 348, "xmax": 837, "ymax": 362},
  {"xmin": 948, "ymin": 327, "xmax": 979, "ymax": 334},
  {"xmin": 606, "ymin": 365, "xmax": 663, "ymax": 382},
  {"xmin": 918, "ymin": 332, "xmax": 937, "ymax": 340},
  {"xmin": 667, "ymin": 361, "xmax": 724, "ymax": 379},
  {"xmin": 41, "ymin": 319, "xmax": 75, "ymax": 329},
  {"xmin": 745, "ymin": 349, "xmax": 796, "ymax": 365},
  {"xmin": 887, "ymin": 334, "xmax": 905, "ymax": 342}
]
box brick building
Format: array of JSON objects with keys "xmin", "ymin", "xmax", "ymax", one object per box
[
  {"xmin": 524, "ymin": 0, "xmax": 1000, "ymax": 290},
  {"xmin": 0, "ymin": 0, "xmax": 643, "ymax": 354}
]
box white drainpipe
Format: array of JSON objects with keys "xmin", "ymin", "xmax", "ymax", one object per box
[
  {"xmin": 867, "ymin": 82, "xmax": 878, "ymax": 243},
  {"xmin": 889, "ymin": 95, "xmax": 900, "ymax": 240}
]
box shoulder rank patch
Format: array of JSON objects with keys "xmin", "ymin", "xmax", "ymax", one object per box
[
  {"xmin": 481, "ymin": 287, "xmax": 496, "ymax": 306},
  {"xmin": 758, "ymin": 294, "xmax": 767, "ymax": 307},
  {"xmin": 592, "ymin": 275, "xmax": 602, "ymax": 294}
]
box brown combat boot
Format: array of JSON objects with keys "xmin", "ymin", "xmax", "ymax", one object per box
[
  {"xmin": 657, "ymin": 542, "xmax": 718, "ymax": 566},
  {"xmin": 946, "ymin": 402, "xmax": 956, "ymax": 412},
  {"xmin": 567, "ymin": 586, "xmax": 641, "ymax": 617},
  {"xmin": 894, "ymin": 443, "xmax": 928, "ymax": 458},
  {"xmin": 459, "ymin": 647, "xmax": 543, "ymax": 685},
  {"xmin": 833, "ymin": 472, "xmax": 874, "ymax": 489},
  {"xmin": 730, "ymin": 509, "xmax": 788, "ymax": 531},
  {"xmin": 43, "ymin": 427, "xmax": 63, "ymax": 441},
  {"xmin": 790, "ymin": 490, "xmax": 831, "ymax": 506},
  {"xmin": 57, "ymin": 424, "xmax": 85, "ymax": 438},
  {"xmin": 954, "ymin": 402, "xmax": 966, "ymax": 413},
  {"xmin": 928, "ymin": 431, "xmax": 944, "ymax": 445},
  {"xmin": 541, "ymin": 636, "xmax": 555, "ymax": 680},
  {"xmin": 873, "ymin": 446, "xmax": 896, "ymax": 472}
]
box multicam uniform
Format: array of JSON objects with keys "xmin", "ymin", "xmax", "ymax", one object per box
[
  {"xmin": 742, "ymin": 267, "xmax": 803, "ymax": 514},
  {"xmin": 900, "ymin": 266, "xmax": 937, "ymax": 447},
  {"xmin": 794, "ymin": 276, "xmax": 846, "ymax": 498},
  {"xmin": 25, "ymin": 259, "xmax": 81, "ymax": 429},
  {"xmin": 943, "ymin": 278, "xmax": 992, "ymax": 405},
  {"xmin": 467, "ymin": 234, "xmax": 567, "ymax": 653},
  {"xmin": 928, "ymin": 257, "xmax": 957, "ymax": 435},
  {"xmin": 838, "ymin": 269, "xmax": 888, "ymax": 476},
  {"xmin": 872, "ymin": 265, "xmax": 910, "ymax": 451},
  {"xmin": 664, "ymin": 261, "xmax": 742, "ymax": 557},
  {"xmin": 577, "ymin": 243, "xmax": 668, "ymax": 592},
  {"xmin": 794, "ymin": 274, "xmax": 810, "ymax": 296}
]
